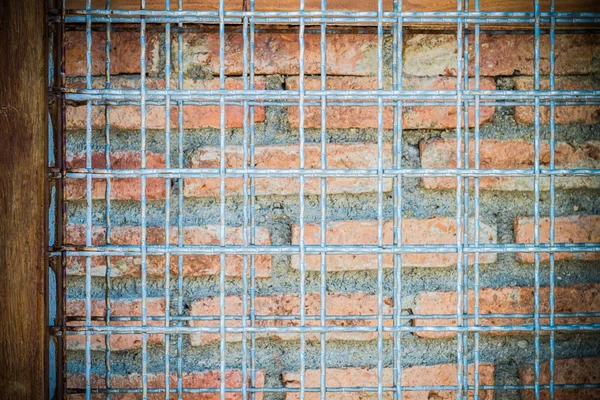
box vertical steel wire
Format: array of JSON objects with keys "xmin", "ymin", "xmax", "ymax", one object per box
[
  {"xmin": 218, "ymin": 1, "xmax": 227, "ymax": 399},
  {"xmin": 549, "ymin": 1, "xmax": 557, "ymax": 399},
  {"xmin": 163, "ymin": 0, "xmax": 172, "ymax": 396},
  {"xmin": 392, "ymin": 0, "xmax": 404, "ymax": 399},
  {"xmin": 59, "ymin": 0, "xmax": 68, "ymax": 396},
  {"xmin": 103, "ymin": 1, "xmax": 113, "ymax": 397},
  {"xmin": 250, "ymin": 13, "xmax": 259, "ymax": 400},
  {"xmin": 84, "ymin": 1, "xmax": 93, "ymax": 397},
  {"xmin": 139, "ymin": 1, "xmax": 149, "ymax": 397},
  {"xmin": 298, "ymin": 1, "xmax": 307, "ymax": 398},
  {"xmin": 319, "ymin": 1, "xmax": 328, "ymax": 400},
  {"xmin": 533, "ymin": 1, "xmax": 542, "ymax": 399},
  {"xmin": 473, "ymin": 0, "xmax": 482, "ymax": 397},
  {"xmin": 249, "ymin": 1, "xmax": 258, "ymax": 397},
  {"xmin": 461, "ymin": 1, "xmax": 471, "ymax": 395},
  {"xmin": 176, "ymin": 0, "xmax": 185, "ymax": 396},
  {"xmin": 242, "ymin": 3, "xmax": 250, "ymax": 400},
  {"xmin": 376, "ymin": 0, "xmax": 385, "ymax": 399},
  {"xmin": 455, "ymin": 0, "xmax": 466, "ymax": 396}
]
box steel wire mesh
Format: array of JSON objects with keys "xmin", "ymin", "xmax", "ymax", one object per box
[{"xmin": 48, "ymin": 0, "xmax": 600, "ymax": 399}]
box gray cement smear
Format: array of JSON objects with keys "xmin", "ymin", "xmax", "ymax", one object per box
[{"xmin": 64, "ymin": 68, "xmax": 600, "ymax": 399}]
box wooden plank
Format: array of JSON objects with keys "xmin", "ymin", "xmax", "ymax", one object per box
[
  {"xmin": 0, "ymin": 0, "xmax": 48, "ymax": 398},
  {"xmin": 65, "ymin": 0, "xmax": 599, "ymax": 12}
]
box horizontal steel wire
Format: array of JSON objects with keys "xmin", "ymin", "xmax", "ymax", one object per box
[
  {"xmin": 59, "ymin": 243, "xmax": 600, "ymax": 256},
  {"xmin": 64, "ymin": 311, "xmax": 600, "ymax": 322},
  {"xmin": 63, "ymin": 10, "xmax": 600, "ymax": 18},
  {"xmin": 61, "ymin": 12, "xmax": 600, "ymax": 25},
  {"xmin": 52, "ymin": 20, "xmax": 600, "ymax": 34},
  {"xmin": 58, "ymin": 323, "xmax": 600, "ymax": 335},
  {"xmin": 64, "ymin": 89, "xmax": 600, "ymax": 102},
  {"xmin": 61, "ymin": 99, "xmax": 600, "ymax": 107},
  {"xmin": 57, "ymin": 168, "xmax": 600, "ymax": 179},
  {"xmin": 65, "ymin": 384, "xmax": 600, "ymax": 394}
]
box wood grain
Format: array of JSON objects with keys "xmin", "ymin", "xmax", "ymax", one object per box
[
  {"xmin": 65, "ymin": 0, "xmax": 599, "ymax": 12},
  {"xmin": 0, "ymin": 0, "xmax": 48, "ymax": 398}
]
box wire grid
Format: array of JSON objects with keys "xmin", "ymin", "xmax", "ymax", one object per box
[{"xmin": 49, "ymin": 0, "xmax": 600, "ymax": 399}]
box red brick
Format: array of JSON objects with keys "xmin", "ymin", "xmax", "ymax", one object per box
[
  {"xmin": 404, "ymin": 33, "xmax": 600, "ymax": 77},
  {"xmin": 519, "ymin": 357, "xmax": 600, "ymax": 400},
  {"xmin": 410, "ymin": 284, "xmax": 600, "ymax": 338},
  {"xmin": 66, "ymin": 298, "xmax": 165, "ymax": 350},
  {"xmin": 65, "ymin": 75, "xmax": 162, "ymax": 90},
  {"xmin": 420, "ymin": 139, "xmax": 600, "ymax": 191},
  {"xmin": 189, "ymin": 292, "xmax": 393, "ymax": 345},
  {"xmin": 514, "ymin": 77, "xmax": 600, "ymax": 125},
  {"xmin": 291, "ymin": 217, "xmax": 497, "ymax": 271},
  {"xmin": 64, "ymin": 224, "xmax": 272, "ymax": 278},
  {"xmin": 180, "ymin": 32, "xmax": 377, "ymax": 76},
  {"xmin": 65, "ymin": 31, "xmax": 160, "ymax": 77},
  {"xmin": 184, "ymin": 142, "xmax": 393, "ymax": 197},
  {"xmin": 66, "ymin": 77, "xmax": 265, "ymax": 129},
  {"xmin": 65, "ymin": 151, "xmax": 166, "ymax": 200},
  {"xmin": 282, "ymin": 364, "xmax": 495, "ymax": 400},
  {"xmin": 515, "ymin": 215, "xmax": 600, "ymax": 263},
  {"xmin": 286, "ymin": 76, "xmax": 495, "ymax": 129},
  {"xmin": 67, "ymin": 369, "xmax": 265, "ymax": 400}
]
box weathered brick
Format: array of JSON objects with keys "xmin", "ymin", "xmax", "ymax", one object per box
[
  {"xmin": 190, "ymin": 293, "xmax": 393, "ymax": 345},
  {"xmin": 67, "ymin": 369, "xmax": 265, "ymax": 400},
  {"xmin": 66, "ymin": 77, "xmax": 265, "ymax": 129},
  {"xmin": 184, "ymin": 143, "xmax": 393, "ymax": 197},
  {"xmin": 286, "ymin": 76, "xmax": 495, "ymax": 129},
  {"xmin": 420, "ymin": 138, "xmax": 600, "ymax": 191},
  {"xmin": 515, "ymin": 215, "xmax": 600, "ymax": 263},
  {"xmin": 64, "ymin": 224, "xmax": 272, "ymax": 278},
  {"xmin": 65, "ymin": 151, "xmax": 166, "ymax": 200},
  {"xmin": 519, "ymin": 357, "xmax": 600, "ymax": 400},
  {"xmin": 404, "ymin": 33, "xmax": 600, "ymax": 77},
  {"xmin": 179, "ymin": 32, "xmax": 377, "ymax": 76},
  {"xmin": 514, "ymin": 77, "xmax": 600, "ymax": 125},
  {"xmin": 66, "ymin": 298, "xmax": 165, "ymax": 350},
  {"xmin": 410, "ymin": 284, "xmax": 600, "ymax": 338},
  {"xmin": 65, "ymin": 31, "xmax": 160, "ymax": 76},
  {"xmin": 291, "ymin": 217, "xmax": 497, "ymax": 271},
  {"xmin": 282, "ymin": 364, "xmax": 495, "ymax": 400},
  {"xmin": 65, "ymin": 75, "xmax": 161, "ymax": 90}
]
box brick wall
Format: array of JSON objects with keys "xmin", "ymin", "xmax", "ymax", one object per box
[{"xmin": 62, "ymin": 29, "xmax": 600, "ymax": 399}]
